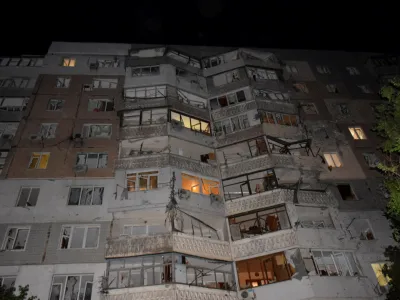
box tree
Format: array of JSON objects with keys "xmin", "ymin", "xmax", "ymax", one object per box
[
  {"xmin": 0, "ymin": 285, "xmax": 38, "ymax": 300},
  {"xmin": 375, "ymin": 77, "xmax": 400, "ymax": 299}
]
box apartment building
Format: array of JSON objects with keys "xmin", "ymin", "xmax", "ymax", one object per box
[{"xmin": 0, "ymin": 42, "xmax": 394, "ymax": 300}]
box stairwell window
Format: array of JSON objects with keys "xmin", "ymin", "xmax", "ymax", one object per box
[
  {"xmin": 88, "ymin": 99, "xmax": 114, "ymax": 112},
  {"xmin": 323, "ymin": 153, "xmax": 342, "ymax": 168},
  {"xmin": 76, "ymin": 153, "xmax": 108, "ymax": 168},
  {"xmin": 62, "ymin": 58, "xmax": 76, "ymax": 67},
  {"xmin": 2, "ymin": 227, "xmax": 30, "ymax": 250},
  {"xmin": 127, "ymin": 171, "xmax": 158, "ymax": 192},
  {"xmin": 348, "ymin": 127, "xmax": 367, "ymax": 140},
  {"xmin": 59, "ymin": 225, "xmax": 100, "ymax": 249},
  {"xmin": 16, "ymin": 187, "xmax": 40, "ymax": 207},
  {"xmin": 28, "ymin": 152, "xmax": 50, "ymax": 169},
  {"xmin": 312, "ymin": 250, "xmax": 359, "ymax": 276},
  {"xmin": 47, "ymin": 99, "xmax": 64, "ymax": 111},
  {"xmin": 39, "ymin": 123, "xmax": 58, "ymax": 139},
  {"xmin": 68, "ymin": 187, "xmax": 104, "ymax": 205},
  {"xmin": 82, "ymin": 124, "xmax": 112, "ymax": 138},
  {"xmin": 92, "ymin": 78, "xmax": 118, "ymax": 89},
  {"xmin": 50, "ymin": 275, "xmax": 94, "ymax": 300},
  {"xmin": 56, "ymin": 77, "xmax": 71, "ymax": 88},
  {"xmin": 131, "ymin": 65, "xmax": 160, "ymax": 76}
]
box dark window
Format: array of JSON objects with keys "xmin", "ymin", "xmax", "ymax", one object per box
[
  {"xmin": 218, "ymin": 96, "xmax": 228, "ymax": 107},
  {"xmin": 237, "ymin": 91, "xmax": 246, "ymax": 102},
  {"xmin": 337, "ymin": 184, "xmax": 356, "ymax": 200}
]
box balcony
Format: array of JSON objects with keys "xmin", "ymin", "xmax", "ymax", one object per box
[
  {"xmin": 0, "ymin": 110, "xmax": 25, "ymax": 122},
  {"xmin": 215, "ymin": 124, "xmax": 264, "ymax": 147},
  {"xmin": 115, "ymin": 154, "xmax": 169, "ymax": 169},
  {"xmin": 168, "ymin": 97, "xmax": 210, "ymax": 121},
  {"xmin": 120, "ymin": 124, "xmax": 168, "ymax": 139},
  {"xmin": 102, "ymin": 284, "xmax": 240, "ymax": 300},
  {"xmin": 168, "ymin": 123, "xmax": 215, "ymax": 147},
  {"xmin": 212, "ymin": 100, "xmax": 257, "ymax": 121},
  {"xmin": 105, "ymin": 232, "xmax": 231, "ymax": 261},
  {"xmin": 231, "ymin": 229, "xmax": 298, "ymax": 260},
  {"xmin": 169, "ymin": 153, "xmax": 219, "ymax": 177},
  {"xmin": 120, "ymin": 97, "xmax": 167, "ymax": 111}
]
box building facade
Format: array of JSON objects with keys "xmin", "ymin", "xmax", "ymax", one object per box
[{"xmin": 0, "ymin": 43, "xmax": 395, "ymax": 300}]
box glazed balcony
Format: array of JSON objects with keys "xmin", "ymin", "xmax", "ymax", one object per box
[
  {"xmin": 120, "ymin": 123, "xmax": 168, "ymax": 139},
  {"xmin": 168, "ymin": 96, "xmax": 210, "ymax": 121},
  {"xmin": 211, "ymin": 100, "xmax": 257, "ymax": 122},
  {"xmin": 105, "ymin": 232, "xmax": 231, "ymax": 261}
]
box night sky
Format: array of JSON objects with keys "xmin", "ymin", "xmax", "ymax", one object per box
[{"xmin": 1, "ymin": 1, "xmax": 398, "ymax": 56}]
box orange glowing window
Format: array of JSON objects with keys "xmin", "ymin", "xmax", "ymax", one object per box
[{"xmin": 182, "ymin": 173, "xmax": 200, "ymax": 193}]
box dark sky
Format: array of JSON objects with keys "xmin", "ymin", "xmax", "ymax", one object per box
[{"xmin": 1, "ymin": 0, "xmax": 398, "ymax": 56}]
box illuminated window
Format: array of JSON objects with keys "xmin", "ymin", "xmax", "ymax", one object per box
[
  {"xmin": 28, "ymin": 152, "xmax": 49, "ymax": 169},
  {"xmin": 126, "ymin": 171, "xmax": 158, "ymax": 191},
  {"xmin": 201, "ymin": 178, "xmax": 220, "ymax": 195},
  {"xmin": 62, "ymin": 58, "xmax": 76, "ymax": 67},
  {"xmin": 181, "ymin": 173, "xmax": 219, "ymax": 195},
  {"xmin": 170, "ymin": 111, "xmax": 210, "ymax": 135},
  {"xmin": 371, "ymin": 263, "xmax": 390, "ymax": 288},
  {"xmin": 348, "ymin": 127, "xmax": 367, "ymax": 140},
  {"xmin": 182, "ymin": 173, "xmax": 200, "ymax": 193},
  {"xmin": 323, "ymin": 153, "xmax": 342, "ymax": 168}
]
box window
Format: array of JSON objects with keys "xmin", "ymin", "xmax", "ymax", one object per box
[
  {"xmin": 126, "ymin": 171, "xmax": 158, "ymax": 191},
  {"xmin": 0, "ymin": 78, "xmax": 30, "ymax": 88},
  {"xmin": 346, "ymin": 67, "xmax": 360, "ymax": 75},
  {"xmin": 62, "ymin": 58, "xmax": 76, "ymax": 67},
  {"xmin": 337, "ymin": 184, "xmax": 356, "ymax": 200},
  {"xmin": 56, "ymin": 77, "xmax": 71, "ymax": 88},
  {"xmin": 326, "ymin": 84, "xmax": 339, "ymax": 93},
  {"xmin": 88, "ymin": 99, "xmax": 114, "ymax": 112},
  {"xmin": 82, "ymin": 124, "xmax": 112, "ymax": 138},
  {"xmin": 28, "ymin": 152, "xmax": 50, "ymax": 169},
  {"xmin": 0, "ymin": 57, "xmax": 43, "ymax": 67},
  {"xmin": 166, "ymin": 50, "xmax": 201, "ymax": 68},
  {"xmin": 0, "ymin": 123, "xmax": 18, "ymax": 138},
  {"xmin": 2, "ymin": 227, "xmax": 30, "ymax": 250},
  {"xmin": 175, "ymin": 214, "xmax": 219, "ymax": 239},
  {"xmin": 316, "ymin": 65, "xmax": 331, "ymax": 74},
  {"xmin": 181, "ymin": 173, "xmax": 220, "ymax": 195},
  {"xmin": 348, "ymin": 127, "xmax": 367, "ymax": 140},
  {"xmin": 170, "ymin": 111, "xmax": 211, "ymax": 135},
  {"xmin": 302, "ymin": 103, "xmax": 318, "ymax": 114},
  {"xmin": 97, "ymin": 59, "xmax": 119, "ymax": 68},
  {"xmin": 285, "ymin": 65, "xmax": 298, "ymax": 73},
  {"xmin": 131, "ymin": 65, "xmax": 160, "ymax": 76},
  {"xmin": 177, "ymin": 90, "xmax": 207, "ymax": 108},
  {"xmin": 349, "ymin": 219, "xmax": 375, "ymax": 240},
  {"xmin": 253, "ymin": 89, "xmax": 290, "ymax": 102},
  {"xmin": 259, "ymin": 111, "xmax": 298, "ymax": 127},
  {"xmin": 214, "ymin": 114, "xmax": 250, "ymax": 135},
  {"xmin": 323, "ymin": 153, "xmax": 342, "ymax": 168},
  {"xmin": 47, "ymin": 99, "xmax": 64, "ymax": 111},
  {"xmin": 296, "ymin": 206, "xmax": 335, "ymax": 229},
  {"xmin": 236, "ymin": 252, "xmax": 292, "ymax": 289},
  {"xmin": 68, "ymin": 187, "xmax": 104, "ymax": 205},
  {"xmin": 0, "ymin": 97, "xmax": 28, "ymax": 111},
  {"xmin": 202, "ymin": 51, "xmax": 238, "ymax": 68},
  {"xmin": 76, "ymin": 153, "xmax": 108, "ymax": 168},
  {"xmin": 123, "ymin": 108, "xmax": 168, "ymax": 126},
  {"xmin": 213, "ymin": 70, "xmax": 240, "ymax": 86},
  {"xmin": 371, "ymin": 263, "xmax": 390, "ymax": 289},
  {"xmin": 59, "ymin": 225, "xmax": 100, "ymax": 249},
  {"xmin": 0, "ymin": 276, "xmax": 16, "ymax": 289},
  {"xmin": 209, "ymin": 90, "xmax": 247, "ymax": 110},
  {"xmin": 39, "ymin": 123, "xmax": 58, "ymax": 139},
  {"xmin": 50, "ymin": 275, "xmax": 94, "ymax": 300},
  {"xmin": 246, "ymin": 67, "xmax": 278, "ymax": 80},
  {"xmin": 338, "ymin": 103, "xmax": 350, "ymax": 115},
  {"xmin": 229, "ymin": 205, "xmax": 291, "ymax": 241},
  {"xmin": 92, "ymin": 78, "xmax": 118, "ymax": 89},
  {"xmin": 357, "ymin": 85, "xmax": 372, "ymax": 94},
  {"xmin": 16, "ymin": 187, "xmax": 40, "ymax": 207},
  {"xmin": 125, "ymin": 85, "xmax": 166, "ymax": 98},
  {"xmin": 363, "ymin": 152, "xmax": 379, "ymax": 168},
  {"xmin": 293, "ymin": 83, "xmax": 309, "ymax": 93},
  {"xmin": 312, "ymin": 250, "xmax": 359, "ymax": 276}
]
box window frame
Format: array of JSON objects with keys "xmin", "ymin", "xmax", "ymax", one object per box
[
  {"xmin": 28, "ymin": 152, "xmax": 50, "ymax": 169},
  {"xmin": 67, "ymin": 186, "xmax": 104, "ymax": 206},
  {"xmin": 259, "ymin": 111, "xmax": 299, "ymax": 127},
  {"xmin": 311, "ymin": 250, "xmax": 360, "ymax": 277},
  {"xmin": 0, "ymin": 276, "xmax": 16, "ymax": 289},
  {"xmin": 181, "ymin": 172, "xmax": 220, "ymax": 196},
  {"xmin": 62, "ymin": 58, "xmax": 76, "ymax": 67},
  {"xmin": 39, "ymin": 123, "xmax": 58, "ymax": 139},
  {"xmin": 76, "ymin": 153, "xmax": 108, "ymax": 169},
  {"xmin": 326, "ymin": 84, "xmax": 339, "ymax": 93},
  {"xmin": 323, "ymin": 152, "xmax": 342, "ymax": 168},
  {"xmin": 1, "ymin": 226, "xmax": 30, "ymax": 251},
  {"xmin": 209, "ymin": 89, "xmax": 247, "ymax": 110},
  {"xmin": 214, "ymin": 113, "xmax": 251, "ymax": 135},
  {"xmin": 346, "ymin": 67, "xmax": 360, "ymax": 75},
  {"xmin": 337, "ymin": 183, "xmax": 357, "ymax": 201},
  {"xmin": 246, "ymin": 67, "xmax": 278, "ymax": 80},
  {"xmin": 357, "ymin": 85, "xmax": 372, "ymax": 94},
  {"xmin": 302, "ymin": 103, "xmax": 319, "ymax": 114},
  {"xmin": 87, "ymin": 98, "xmax": 114, "ymax": 112},
  {"xmin": 348, "ymin": 127, "xmax": 367, "ymax": 140},
  {"xmin": 49, "ymin": 274, "xmax": 94, "ymax": 300},
  {"xmin": 126, "ymin": 171, "xmax": 159, "ymax": 192},
  {"xmin": 59, "ymin": 225, "xmax": 100, "ymax": 249},
  {"xmin": 0, "ymin": 97, "xmax": 28, "ymax": 112},
  {"xmin": 56, "ymin": 77, "xmax": 71, "ymax": 88},
  {"xmin": 16, "ymin": 187, "xmax": 40, "ymax": 207},
  {"xmin": 82, "ymin": 124, "xmax": 112, "ymax": 139},
  {"xmin": 125, "ymin": 85, "xmax": 167, "ymax": 99},
  {"xmin": 47, "ymin": 99, "xmax": 64, "ymax": 111},
  {"xmin": 170, "ymin": 110, "xmax": 211, "ymax": 135},
  {"xmin": 316, "ymin": 65, "xmax": 331, "ymax": 74},
  {"xmin": 285, "ymin": 65, "xmax": 298, "ymax": 73},
  {"xmin": 92, "ymin": 78, "xmax": 118, "ymax": 89},
  {"xmin": 131, "ymin": 65, "xmax": 160, "ymax": 77}
]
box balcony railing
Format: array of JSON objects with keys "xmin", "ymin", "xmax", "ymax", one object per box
[
  {"xmin": 211, "ymin": 100, "xmax": 257, "ymax": 121},
  {"xmin": 168, "ymin": 97, "xmax": 210, "ymax": 121},
  {"xmin": 120, "ymin": 124, "xmax": 168, "ymax": 139},
  {"xmin": 121, "ymin": 97, "xmax": 167, "ymax": 110},
  {"xmin": 105, "ymin": 232, "xmax": 231, "ymax": 261},
  {"xmin": 215, "ymin": 124, "xmax": 264, "ymax": 147}
]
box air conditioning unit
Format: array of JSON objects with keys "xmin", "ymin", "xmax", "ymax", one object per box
[
  {"xmin": 89, "ymin": 62, "xmax": 99, "ymax": 70},
  {"xmin": 210, "ymin": 194, "xmax": 222, "ymax": 202},
  {"xmin": 178, "ymin": 189, "xmax": 190, "ymax": 200},
  {"xmin": 240, "ymin": 289, "xmax": 256, "ymax": 300},
  {"xmin": 83, "ymin": 84, "xmax": 93, "ymax": 91},
  {"xmin": 73, "ymin": 164, "xmax": 88, "ymax": 173}
]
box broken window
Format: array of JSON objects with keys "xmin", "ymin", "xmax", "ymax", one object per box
[
  {"xmin": 76, "ymin": 153, "xmax": 108, "ymax": 168},
  {"xmin": 296, "ymin": 206, "xmax": 335, "ymax": 229},
  {"xmin": 316, "ymin": 65, "xmax": 331, "ymax": 74},
  {"xmin": 363, "ymin": 152, "xmax": 379, "ymax": 168},
  {"xmin": 28, "ymin": 152, "xmax": 50, "ymax": 169},
  {"xmin": 214, "ymin": 113, "xmax": 251, "ymax": 135},
  {"xmin": 259, "ymin": 111, "xmax": 298, "ymax": 127},
  {"xmin": 326, "ymin": 84, "xmax": 339, "ymax": 93},
  {"xmin": 131, "ymin": 65, "xmax": 160, "ymax": 77},
  {"xmin": 92, "ymin": 78, "xmax": 118, "ymax": 89},
  {"xmin": 212, "ymin": 69, "xmax": 240, "ymax": 86},
  {"xmin": 62, "ymin": 58, "xmax": 76, "ymax": 67},
  {"xmin": 293, "ymin": 83, "xmax": 309, "ymax": 93},
  {"xmin": 0, "ymin": 276, "xmax": 16, "ymax": 289},
  {"xmin": 0, "ymin": 123, "xmax": 18, "ymax": 138},
  {"xmin": 229, "ymin": 205, "xmax": 291, "ymax": 241},
  {"xmin": 38, "ymin": 123, "xmax": 58, "ymax": 139},
  {"xmin": 50, "ymin": 275, "xmax": 94, "ymax": 300},
  {"xmin": 253, "ymin": 89, "xmax": 290, "ymax": 102},
  {"xmin": 223, "ymin": 169, "xmax": 278, "ymax": 200},
  {"xmin": 181, "ymin": 173, "xmax": 220, "ymax": 195},
  {"xmin": 47, "ymin": 99, "xmax": 64, "ymax": 111},
  {"xmin": 82, "ymin": 124, "xmax": 112, "ymax": 138},
  {"xmin": 123, "ymin": 108, "xmax": 168, "ymax": 126},
  {"xmin": 348, "ymin": 126, "xmax": 367, "ymax": 140},
  {"xmin": 56, "ymin": 77, "xmax": 71, "ymax": 88},
  {"xmin": 337, "ymin": 184, "xmax": 356, "ymax": 200},
  {"xmin": 348, "ymin": 219, "xmax": 375, "ymax": 240},
  {"xmin": 346, "ymin": 67, "xmax": 360, "ymax": 75},
  {"xmin": 3, "ymin": 227, "xmax": 30, "ymax": 250},
  {"xmin": 68, "ymin": 187, "xmax": 104, "ymax": 205},
  {"xmin": 59, "ymin": 225, "xmax": 100, "ymax": 249},
  {"xmin": 302, "ymin": 103, "xmax": 318, "ymax": 114},
  {"xmin": 0, "ymin": 97, "xmax": 28, "ymax": 112},
  {"xmin": 202, "ymin": 50, "xmax": 238, "ymax": 68},
  {"xmin": 323, "ymin": 153, "xmax": 342, "ymax": 168},
  {"xmin": 312, "ymin": 250, "xmax": 359, "ymax": 276},
  {"xmin": 170, "ymin": 111, "xmax": 210, "ymax": 135},
  {"xmin": 125, "ymin": 85, "xmax": 166, "ymax": 98},
  {"xmin": 266, "ymin": 136, "xmax": 310, "ymax": 156},
  {"xmin": 88, "ymin": 99, "xmax": 114, "ymax": 112},
  {"xmin": 236, "ymin": 252, "xmax": 292, "ymax": 289},
  {"xmin": 246, "ymin": 67, "xmax": 278, "ymax": 81},
  {"xmin": 357, "ymin": 85, "xmax": 372, "ymax": 94},
  {"xmin": 16, "ymin": 187, "xmax": 40, "ymax": 207},
  {"xmin": 97, "ymin": 59, "xmax": 119, "ymax": 68},
  {"xmin": 177, "ymin": 90, "xmax": 207, "ymax": 108},
  {"xmin": 166, "ymin": 50, "xmax": 200, "ymax": 68},
  {"xmin": 126, "ymin": 171, "xmax": 158, "ymax": 192}
]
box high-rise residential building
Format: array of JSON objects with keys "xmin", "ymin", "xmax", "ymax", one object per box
[{"xmin": 0, "ymin": 43, "xmax": 395, "ymax": 300}]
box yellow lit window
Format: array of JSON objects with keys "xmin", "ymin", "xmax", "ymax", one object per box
[
  {"xmin": 349, "ymin": 127, "xmax": 367, "ymax": 140},
  {"xmin": 182, "ymin": 173, "xmax": 200, "ymax": 193},
  {"xmin": 62, "ymin": 58, "xmax": 76, "ymax": 67},
  {"xmin": 371, "ymin": 263, "xmax": 390, "ymax": 287},
  {"xmin": 324, "ymin": 153, "xmax": 342, "ymax": 168},
  {"xmin": 201, "ymin": 178, "xmax": 220, "ymax": 195},
  {"xmin": 28, "ymin": 152, "xmax": 50, "ymax": 169}
]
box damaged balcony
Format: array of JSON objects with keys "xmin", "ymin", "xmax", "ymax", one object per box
[
  {"xmin": 120, "ymin": 124, "xmax": 168, "ymax": 139},
  {"xmin": 168, "ymin": 90, "xmax": 210, "ymax": 121},
  {"xmin": 121, "ymin": 85, "xmax": 168, "ymax": 111},
  {"xmin": 105, "ymin": 232, "xmax": 231, "ymax": 261},
  {"xmin": 175, "ymin": 67, "xmax": 208, "ymax": 97},
  {"xmin": 215, "ymin": 124, "xmax": 264, "ymax": 147}
]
